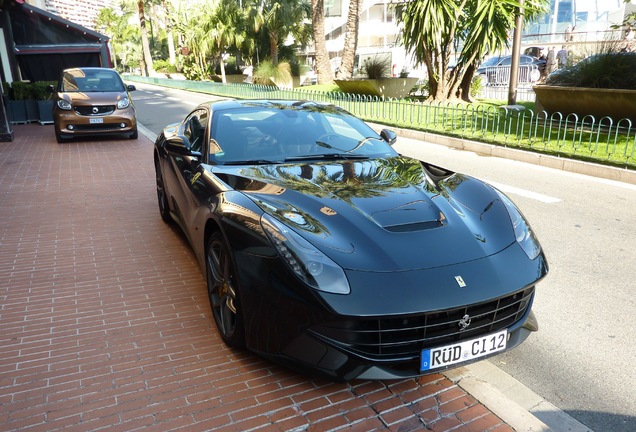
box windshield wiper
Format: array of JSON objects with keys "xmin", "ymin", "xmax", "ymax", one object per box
[
  {"xmin": 284, "ymin": 153, "xmax": 369, "ymax": 162},
  {"xmin": 223, "ymin": 159, "xmax": 279, "ymax": 165}
]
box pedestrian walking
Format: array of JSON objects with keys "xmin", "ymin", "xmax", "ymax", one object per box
[
  {"xmin": 546, "ymin": 46, "xmax": 556, "ymax": 75},
  {"xmin": 557, "ymin": 46, "xmax": 568, "ymax": 69}
]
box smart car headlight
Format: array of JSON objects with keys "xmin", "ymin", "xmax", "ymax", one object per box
[
  {"xmin": 117, "ymin": 97, "xmax": 130, "ymax": 109},
  {"xmin": 496, "ymin": 190, "xmax": 541, "ymax": 260},
  {"xmin": 261, "ymin": 214, "xmax": 350, "ymax": 294},
  {"xmin": 57, "ymin": 99, "xmax": 72, "ymax": 110}
]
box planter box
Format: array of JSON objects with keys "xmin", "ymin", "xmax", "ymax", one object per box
[
  {"xmin": 533, "ymin": 85, "xmax": 636, "ymax": 122},
  {"xmin": 225, "ymin": 74, "xmax": 246, "ymax": 84},
  {"xmin": 334, "ymin": 78, "xmax": 419, "ymax": 99},
  {"xmin": 38, "ymin": 100, "xmax": 54, "ymax": 124},
  {"xmin": 8, "ymin": 100, "xmax": 28, "ymax": 124},
  {"xmin": 26, "ymin": 100, "xmax": 39, "ymax": 122}
]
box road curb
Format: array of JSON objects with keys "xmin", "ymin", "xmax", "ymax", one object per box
[
  {"xmin": 444, "ymin": 366, "xmax": 550, "ymax": 432},
  {"xmin": 445, "ymin": 362, "xmax": 593, "ymax": 432},
  {"xmin": 369, "ymin": 123, "xmax": 636, "ymax": 186}
]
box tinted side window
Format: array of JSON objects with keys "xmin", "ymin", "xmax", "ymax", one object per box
[{"xmin": 184, "ymin": 110, "xmax": 207, "ymax": 153}]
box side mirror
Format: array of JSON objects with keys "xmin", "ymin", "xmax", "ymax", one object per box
[
  {"xmin": 166, "ymin": 135, "xmax": 202, "ymax": 158},
  {"xmin": 380, "ymin": 129, "xmax": 397, "ymax": 145},
  {"xmin": 46, "ymin": 85, "xmax": 55, "ymax": 93},
  {"xmin": 127, "ymin": 84, "xmax": 136, "ymax": 92}
]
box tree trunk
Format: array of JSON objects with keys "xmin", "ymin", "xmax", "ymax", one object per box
[
  {"xmin": 219, "ymin": 50, "xmax": 227, "ymax": 83},
  {"xmin": 163, "ymin": 0, "xmax": 176, "ymax": 65},
  {"xmin": 269, "ymin": 31, "xmax": 279, "ymax": 65},
  {"xmin": 312, "ymin": 0, "xmax": 333, "ymax": 84},
  {"xmin": 138, "ymin": 1, "xmax": 154, "ymax": 76},
  {"xmin": 458, "ymin": 64, "xmax": 475, "ymax": 102},
  {"xmin": 337, "ymin": 0, "xmax": 360, "ymax": 79}
]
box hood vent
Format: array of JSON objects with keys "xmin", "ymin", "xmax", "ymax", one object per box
[{"xmin": 383, "ymin": 219, "xmax": 445, "ymax": 233}]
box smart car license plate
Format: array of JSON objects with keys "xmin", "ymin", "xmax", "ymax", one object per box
[
  {"xmin": 89, "ymin": 118, "xmax": 103, "ymax": 124},
  {"xmin": 420, "ymin": 329, "xmax": 508, "ymax": 372}
]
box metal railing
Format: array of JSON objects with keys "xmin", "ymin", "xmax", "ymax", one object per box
[
  {"xmin": 126, "ymin": 75, "xmax": 635, "ymax": 169},
  {"xmin": 477, "ymin": 65, "xmax": 541, "ymax": 87}
]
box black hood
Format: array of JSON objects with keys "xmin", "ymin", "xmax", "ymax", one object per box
[{"xmin": 210, "ymin": 156, "xmax": 516, "ymax": 271}]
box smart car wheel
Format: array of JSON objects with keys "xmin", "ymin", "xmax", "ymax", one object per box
[
  {"xmin": 129, "ymin": 128, "xmax": 138, "ymax": 140},
  {"xmin": 206, "ymin": 232, "xmax": 244, "ymax": 347},
  {"xmin": 155, "ymin": 161, "xmax": 172, "ymax": 223}
]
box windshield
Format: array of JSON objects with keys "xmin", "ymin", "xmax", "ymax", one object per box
[
  {"xmin": 481, "ymin": 56, "xmax": 504, "ymax": 67},
  {"xmin": 209, "ymin": 104, "xmax": 398, "ymax": 164},
  {"xmin": 61, "ymin": 69, "xmax": 125, "ymax": 92}
]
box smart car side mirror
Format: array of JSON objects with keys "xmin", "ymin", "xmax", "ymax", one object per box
[
  {"xmin": 380, "ymin": 129, "xmax": 397, "ymax": 145},
  {"xmin": 127, "ymin": 84, "xmax": 136, "ymax": 91}
]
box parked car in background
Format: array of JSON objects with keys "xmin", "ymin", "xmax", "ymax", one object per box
[
  {"xmin": 51, "ymin": 67, "xmax": 137, "ymax": 143},
  {"xmin": 153, "ymin": 99, "xmax": 549, "ymax": 381},
  {"xmin": 475, "ymin": 55, "xmax": 545, "ymax": 86}
]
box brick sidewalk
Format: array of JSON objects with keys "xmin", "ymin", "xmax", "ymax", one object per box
[{"xmin": 0, "ymin": 124, "xmax": 513, "ymax": 432}]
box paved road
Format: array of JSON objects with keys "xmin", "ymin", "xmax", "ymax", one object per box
[{"xmin": 130, "ymin": 82, "xmax": 636, "ymax": 432}]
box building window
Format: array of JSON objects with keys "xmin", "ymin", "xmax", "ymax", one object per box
[{"xmin": 326, "ymin": 0, "xmax": 342, "ymax": 17}]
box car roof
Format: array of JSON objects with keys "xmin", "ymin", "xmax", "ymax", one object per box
[{"xmin": 199, "ymin": 99, "xmax": 342, "ymax": 114}]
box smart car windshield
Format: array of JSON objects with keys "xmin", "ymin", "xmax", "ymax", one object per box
[
  {"xmin": 61, "ymin": 69, "xmax": 125, "ymax": 92},
  {"xmin": 209, "ymin": 104, "xmax": 398, "ymax": 164}
]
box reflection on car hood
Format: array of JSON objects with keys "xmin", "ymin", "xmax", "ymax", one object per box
[
  {"xmin": 58, "ymin": 91, "xmax": 128, "ymax": 105},
  {"xmin": 210, "ymin": 156, "xmax": 516, "ymax": 271}
]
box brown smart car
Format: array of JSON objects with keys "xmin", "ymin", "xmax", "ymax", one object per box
[{"xmin": 51, "ymin": 67, "xmax": 137, "ymax": 143}]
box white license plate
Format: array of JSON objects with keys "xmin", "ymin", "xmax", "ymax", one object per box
[
  {"xmin": 89, "ymin": 118, "xmax": 103, "ymax": 124},
  {"xmin": 420, "ymin": 329, "xmax": 508, "ymax": 372}
]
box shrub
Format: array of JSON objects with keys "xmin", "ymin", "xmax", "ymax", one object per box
[
  {"xmin": 153, "ymin": 59, "xmax": 178, "ymax": 73},
  {"xmin": 545, "ymin": 52, "xmax": 636, "ymax": 90},
  {"xmin": 363, "ymin": 55, "xmax": 391, "ymax": 79},
  {"xmin": 253, "ymin": 61, "xmax": 292, "ymax": 85},
  {"xmin": 11, "ymin": 81, "xmax": 33, "ymax": 100},
  {"xmin": 32, "ymin": 81, "xmax": 56, "ymax": 100}
]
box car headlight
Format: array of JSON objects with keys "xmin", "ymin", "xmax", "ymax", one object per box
[
  {"xmin": 117, "ymin": 97, "xmax": 130, "ymax": 109},
  {"xmin": 57, "ymin": 99, "xmax": 72, "ymax": 110},
  {"xmin": 261, "ymin": 214, "xmax": 350, "ymax": 294},
  {"xmin": 495, "ymin": 190, "xmax": 542, "ymax": 260}
]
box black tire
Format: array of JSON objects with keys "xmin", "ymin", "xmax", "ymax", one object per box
[
  {"xmin": 206, "ymin": 231, "xmax": 245, "ymax": 347},
  {"xmin": 155, "ymin": 160, "xmax": 172, "ymax": 224},
  {"xmin": 55, "ymin": 131, "xmax": 66, "ymax": 143},
  {"xmin": 129, "ymin": 128, "xmax": 138, "ymax": 140}
]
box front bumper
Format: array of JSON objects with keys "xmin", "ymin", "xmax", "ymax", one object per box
[
  {"xmin": 276, "ymin": 309, "xmax": 538, "ymax": 381},
  {"xmin": 54, "ymin": 108, "xmax": 137, "ymax": 136}
]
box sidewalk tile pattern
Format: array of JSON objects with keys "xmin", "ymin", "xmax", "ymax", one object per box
[{"xmin": 0, "ymin": 125, "xmax": 513, "ymax": 431}]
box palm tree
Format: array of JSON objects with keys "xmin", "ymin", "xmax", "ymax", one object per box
[
  {"xmin": 95, "ymin": 7, "xmax": 132, "ymax": 70},
  {"xmin": 311, "ymin": 0, "xmax": 333, "ymax": 83},
  {"xmin": 177, "ymin": 9, "xmax": 212, "ymax": 79},
  {"xmin": 204, "ymin": 0, "xmax": 245, "ymax": 83},
  {"xmin": 395, "ymin": 0, "xmax": 548, "ymax": 101},
  {"xmin": 137, "ymin": 0, "xmax": 154, "ymax": 76},
  {"xmin": 161, "ymin": 0, "xmax": 177, "ymax": 65},
  {"xmin": 248, "ymin": 0, "xmax": 311, "ymax": 65},
  {"xmin": 336, "ymin": 0, "xmax": 361, "ymax": 79},
  {"xmin": 119, "ymin": 26, "xmax": 143, "ymax": 72}
]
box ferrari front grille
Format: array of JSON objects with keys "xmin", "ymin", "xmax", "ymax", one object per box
[{"xmin": 310, "ymin": 287, "xmax": 534, "ymax": 360}]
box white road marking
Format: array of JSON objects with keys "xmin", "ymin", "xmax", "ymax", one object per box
[{"xmin": 486, "ymin": 181, "xmax": 562, "ymax": 203}]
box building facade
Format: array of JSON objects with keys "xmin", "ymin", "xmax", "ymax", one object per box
[
  {"xmin": 28, "ymin": 0, "xmax": 115, "ymax": 31},
  {"xmin": 318, "ymin": 0, "xmax": 634, "ymax": 76}
]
